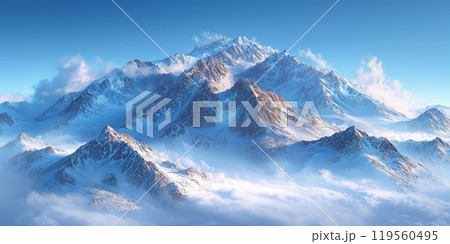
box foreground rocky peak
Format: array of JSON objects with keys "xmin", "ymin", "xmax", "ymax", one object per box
[{"xmin": 40, "ymin": 126, "xmax": 209, "ymax": 202}]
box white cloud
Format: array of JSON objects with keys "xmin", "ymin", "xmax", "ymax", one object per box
[
  {"xmin": 193, "ymin": 32, "xmax": 227, "ymax": 45},
  {"xmin": 122, "ymin": 63, "xmax": 164, "ymax": 78},
  {"xmin": 19, "ymin": 191, "xmax": 125, "ymax": 226},
  {"xmin": 299, "ymin": 49, "xmax": 330, "ymax": 69},
  {"xmin": 3, "ymin": 164, "xmax": 450, "ymax": 225},
  {"xmin": 352, "ymin": 57, "xmax": 417, "ymax": 117},
  {"xmin": 32, "ymin": 55, "xmax": 117, "ymax": 106}
]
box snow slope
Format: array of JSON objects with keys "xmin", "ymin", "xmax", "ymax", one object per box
[{"xmin": 239, "ymin": 51, "xmax": 405, "ymax": 124}]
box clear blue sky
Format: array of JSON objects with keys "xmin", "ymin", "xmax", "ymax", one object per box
[{"xmin": 0, "ymin": 0, "xmax": 449, "ymax": 106}]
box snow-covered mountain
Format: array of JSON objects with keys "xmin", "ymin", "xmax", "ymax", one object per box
[
  {"xmin": 392, "ymin": 108, "xmax": 450, "ymax": 135},
  {"xmin": 33, "ymin": 39, "xmax": 339, "ymax": 143},
  {"xmin": 183, "ymin": 56, "xmax": 232, "ymax": 93},
  {"xmin": 155, "ymin": 54, "xmax": 197, "ymax": 76},
  {"xmin": 1, "ymin": 35, "xmax": 448, "ymax": 198},
  {"xmin": 429, "ymin": 105, "xmax": 450, "ymax": 118},
  {"xmin": 7, "ymin": 146, "xmax": 61, "ymax": 173},
  {"xmin": 239, "ymin": 51, "xmax": 405, "ymax": 124},
  {"xmin": 159, "ymin": 69, "xmax": 338, "ymax": 142},
  {"xmin": 2, "ymin": 35, "xmax": 450, "ymax": 225},
  {"xmin": 266, "ymin": 126, "xmax": 426, "ymax": 190},
  {"xmin": 0, "ymin": 101, "xmax": 28, "ymax": 116},
  {"xmin": 36, "ymin": 91, "xmax": 81, "ymax": 121},
  {"xmin": 0, "ymin": 132, "xmax": 48, "ymax": 161},
  {"xmin": 37, "ymin": 126, "xmax": 209, "ymax": 202},
  {"xmin": 219, "ymin": 78, "xmax": 338, "ymax": 141},
  {"xmin": 189, "ymin": 36, "xmax": 275, "ymax": 67},
  {"xmin": 394, "ymin": 137, "xmax": 449, "ymax": 167}
]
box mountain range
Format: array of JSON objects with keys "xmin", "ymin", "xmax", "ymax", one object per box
[{"xmin": 0, "ymin": 35, "xmax": 449, "ymax": 216}]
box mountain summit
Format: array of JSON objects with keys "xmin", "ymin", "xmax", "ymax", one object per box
[
  {"xmin": 277, "ymin": 126, "xmax": 424, "ymax": 190},
  {"xmin": 393, "ymin": 108, "xmax": 450, "ymax": 134},
  {"xmin": 40, "ymin": 126, "xmax": 208, "ymax": 202}
]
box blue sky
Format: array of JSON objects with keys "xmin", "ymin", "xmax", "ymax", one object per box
[{"xmin": 0, "ymin": 0, "xmax": 449, "ymax": 107}]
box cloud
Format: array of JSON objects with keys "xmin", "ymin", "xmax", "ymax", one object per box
[
  {"xmin": 3, "ymin": 164, "xmax": 450, "ymax": 225},
  {"xmin": 193, "ymin": 32, "xmax": 227, "ymax": 45},
  {"xmin": 32, "ymin": 55, "xmax": 117, "ymax": 106},
  {"xmin": 299, "ymin": 49, "xmax": 330, "ymax": 69},
  {"xmin": 122, "ymin": 62, "xmax": 164, "ymax": 78},
  {"xmin": 17, "ymin": 191, "xmax": 124, "ymax": 226},
  {"xmin": 352, "ymin": 57, "xmax": 417, "ymax": 117},
  {"xmin": 318, "ymin": 169, "xmax": 450, "ymax": 224}
]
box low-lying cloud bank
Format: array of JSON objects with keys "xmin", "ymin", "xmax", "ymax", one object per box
[{"xmin": 2, "ymin": 166, "xmax": 450, "ymax": 226}]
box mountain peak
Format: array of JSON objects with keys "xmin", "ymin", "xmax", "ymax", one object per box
[
  {"xmin": 182, "ymin": 56, "xmax": 231, "ymax": 93},
  {"xmin": 420, "ymin": 108, "xmax": 446, "ymax": 118},
  {"xmin": 96, "ymin": 125, "xmax": 153, "ymax": 155},
  {"xmin": 268, "ymin": 50, "xmax": 301, "ymax": 66},
  {"xmin": 428, "ymin": 105, "xmax": 450, "ymax": 117},
  {"xmin": 393, "ymin": 106, "xmax": 450, "ymax": 134},
  {"xmin": 431, "ymin": 137, "xmax": 449, "ymax": 147},
  {"xmin": 189, "ymin": 37, "xmax": 231, "ymax": 56},
  {"xmin": 433, "ymin": 137, "xmax": 444, "ymax": 143},
  {"xmin": 48, "ymin": 127, "xmax": 208, "ymax": 201},
  {"xmin": 16, "ymin": 132, "xmax": 32, "ymax": 141},
  {"xmin": 13, "ymin": 132, "xmax": 47, "ymax": 150},
  {"xmin": 342, "ymin": 126, "xmax": 367, "ymax": 138},
  {"xmin": 231, "ymin": 78, "xmax": 257, "ymax": 96},
  {"xmin": 98, "ymin": 125, "xmax": 122, "ymax": 141},
  {"xmin": 231, "ymin": 35, "xmax": 252, "ymax": 46},
  {"xmin": 0, "ymin": 132, "xmax": 47, "ymax": 158},
  {"xmin": 406, "ymin": 107, "xmax": 450, "ymax": 133},
  {"xmin": 101, "ymin": 125, "xmax": 115, "ymax": 134},
  {"xmin": 0, "ymin": 101, "xmax": 14, "ymax": 109},
  {"xmin": 311, "ymin": 126, "xmax": 404, "ymax": 161},
  {"xmin": 126, "ymin": 59, "xmax": 156, "ymax": 68},
  {"xmin": 417, "ymin": 108, "xmax": 450, "ymax": 123},
  {"xmin": 314, "ymin": 126, "xmax": 370, "ymax": 152}
]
